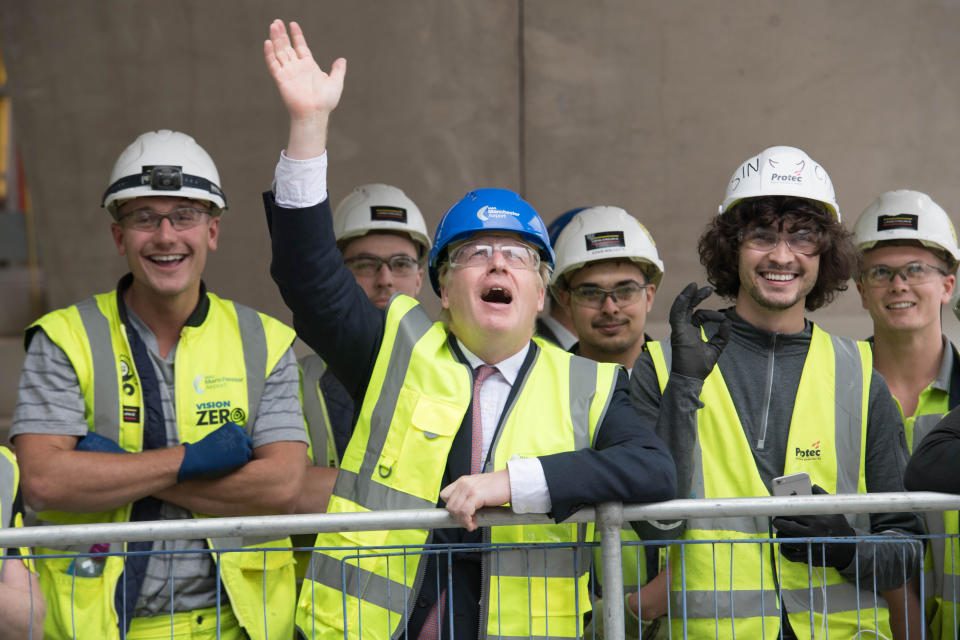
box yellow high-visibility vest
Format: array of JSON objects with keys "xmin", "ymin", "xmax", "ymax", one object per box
[
  {"xmin": 296, "ymin": 294, "xmax": 619, "ymax": 640},
  {"xmin": 30, "ymin": 289, "xmax": 298, "ymax": 640},
  {"xmin": 649, "ymin": 327, "xmax": 889, "ymax": 639}
]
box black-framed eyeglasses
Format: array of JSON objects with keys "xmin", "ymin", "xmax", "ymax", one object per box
[
  {"xmin": 861, "ymin": 261, "xmax": 948, "ymax": 287},
  {"xmin": 118, "ymin": 206, "xmax": 210, "ymax": 231},
  {"xmin": 569, "ymin": 281, "xmax": 650, "ymax": 309},
  {"xmin": 739, "ymin": 228, "xmax": 823, "ymax": 256},
  {"xmin": 344, "ymin": 254, "xmax": 420, "ymax": 277}
]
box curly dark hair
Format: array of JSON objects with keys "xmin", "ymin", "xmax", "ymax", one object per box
[{"xmin": 698, "ymin": 196, "xmax": 856, "ymax": 311}]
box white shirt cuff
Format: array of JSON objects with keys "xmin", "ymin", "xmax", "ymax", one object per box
[
  {"xmin": 272, "ymin": 150, "xmax": 328, "ymax": 209},
  {"xmin": 507, "ymin": 456, "xmax": 552, "ymax": 514}
]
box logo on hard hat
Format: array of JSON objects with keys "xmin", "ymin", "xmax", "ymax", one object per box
[
  {"xmin": 370, "ymin": 206, "xmax": 407, "ymax": 224},
  {"xmin": 767, "ymin": 154, "xmax": 805, "ymax": 184},
  {"xmin": 877, "ymin": 214, "xmax": 919, "ymax": 232},
  {"xmin": 585, "ymin": 231, "xmax": 625, "ymax": 252},
  {"xmin": 477, "ymin": 206, "xmax": 520, "ymax": 222}
]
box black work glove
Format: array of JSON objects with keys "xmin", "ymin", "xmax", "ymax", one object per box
[
  {"xmin": 773, "ymin": 485, "xmax": 856, "ymax": 570},
  {"xmin": 669, "ymin": 282, "xmax": 731, "ymax": 380}
]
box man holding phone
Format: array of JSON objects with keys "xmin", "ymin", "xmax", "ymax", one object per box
[{"xmin": 629, "ymin": 146, "xmax": 924, "ymax": 639}]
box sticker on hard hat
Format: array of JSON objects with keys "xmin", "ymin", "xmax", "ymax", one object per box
[
  {"xmin": 477, "ymin": 206, "xmax": 520, "ymax": 222},
  {"xmin": 877, "ymin": 214, "xmax": 919, "ymax": 232},
  {"xmin": 585, "ymin": 231, "xmax": 625, "ymax": 252},
  {"xmin": 370, "ymin": 206, "xmax": 407, "ymax": 223}
]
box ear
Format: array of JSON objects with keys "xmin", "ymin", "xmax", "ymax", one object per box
[
  {"xmin": 556, "ymin": 288, "xmax": 572, "ymax": 313},
  {"xmin": 645, "ymin": 283, "xmax": 657, "ymax": 310},
  {"xmin": 110, "ymin": 223, "xmax": 126, "ymax": 255},
  {"xmin": 855, "ymin": 280, "xmax": 868, "ymax": 309},
  {"xmin": 440, "ymin": 282, "xmax": 450, "ymax": 309},
  {"xmin": 941, "ymin": 274, "xmax": 956, "ymax": 305},
  {"xmin": 536, "ymin": 283, "xmax": 545, "ymax": 313},
  {"xmin": 413, "ymin": 268, "xmax": 424, "ymax": 296},
  {"xmin": 207, "ymin": 216, "xmax": 220, "ymax": 251}
]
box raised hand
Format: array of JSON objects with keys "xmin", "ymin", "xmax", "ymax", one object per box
[
  {"xmin": 669, "ymin": 282, "xmax": 731, "ymax": 380},
  {"xmin": 264, "ymin": 19, "xmax": 346, "ymax": 158}
]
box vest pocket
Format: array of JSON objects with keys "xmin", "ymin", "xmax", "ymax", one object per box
[
  {"xmin": 41, "ymin": 556, "xmax": 118, "ymax": 639},
  {"xmin": 375, "ymin": 390, "xmax": 463, "ymax": 499}
]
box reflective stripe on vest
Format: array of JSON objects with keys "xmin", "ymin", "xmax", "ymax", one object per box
[
  {"xmin": 671, "ymin": 325, "xmax": 885, "ymax": 639},
  {"xmin": 298, "ymin": 354, "xmax": 338, "ymax": 468},
  {"xmin": 0, "ymin": 447, "xmax": 17, "ymax": 533},
  {"xmin": 33, "ymin": 290, "xmax": 296, "ymax": 640},
  {"xmin": 297, "ymin": 296, "xmax": 617, "ymax": 640}
]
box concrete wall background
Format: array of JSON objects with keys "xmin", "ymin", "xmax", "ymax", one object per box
[{"xmin": 2, "ymin": 0, "xmax": 960, "ymax": 350}]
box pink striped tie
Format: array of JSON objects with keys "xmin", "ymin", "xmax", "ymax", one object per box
[
  {"xmin": 417, "ymin": 364, "xmax": 496, "ymax": 640},
  {"xmin": 471, "ymin": 365, "xmax": 497, "ymax": 474}
]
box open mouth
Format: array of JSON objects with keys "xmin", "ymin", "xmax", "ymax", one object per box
[
  {"xmin": 887, "ymin": 301, "xmax": 915, "ymax": 310},
  {"xmin": 149, "ymin": 254, "xmax": 187, "ymax": 266},
  {"xmin": 481, "ymin": 286, "xmax": 513, "ymax": 304}
]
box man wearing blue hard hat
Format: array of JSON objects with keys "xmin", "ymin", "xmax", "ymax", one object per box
[{"xmin": 261, "ymin": 19, "xmax": 676, "ymax": 640}]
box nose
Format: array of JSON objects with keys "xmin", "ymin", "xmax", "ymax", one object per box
[
  {"xmin": 487, "ymin": 247, "xmax": 509, "ymax": 271},
  {"xmin": 889, "ymin": 269, "xmax": 909, "ymax": 290},
  {"xmin": 766, "ymin": 238, "xmax": 795, "ymax": 263},
  {"xmin": 374, "ymin": 262, "xmax": 394, "ymax": 287},
  {"xmin": 153, "ymin": 216, "xmax": 178, "ymax": 241},
  {"xmin": 600, "ymin": 293, "xmax": 620, "ymax": 313}
]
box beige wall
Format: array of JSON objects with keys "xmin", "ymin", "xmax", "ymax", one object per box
[{"xmin": 3, "ymin": 0, "xmax": 960, "ymax": 342}]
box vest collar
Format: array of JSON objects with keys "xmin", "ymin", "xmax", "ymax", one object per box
[{"xmin": 114, "ymin": 273, "xmax": 211, "ymax": 327}]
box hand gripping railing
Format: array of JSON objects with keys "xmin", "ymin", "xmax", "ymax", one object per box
[{"xmin": 4, "ymin": 492, "xmax": 960, "ymax": 640}]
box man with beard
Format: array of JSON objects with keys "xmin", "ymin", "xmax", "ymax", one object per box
[
  {"xmin": 629, "ymin": 146, "xmax": 923, "ymax": 639},
  {"xmin": 549, "ymin": 205, "xmax": 665, "ymax": 638},
  {"xmin": 550, "ymin": 206, "xmax": 663, "ymax": 371}
]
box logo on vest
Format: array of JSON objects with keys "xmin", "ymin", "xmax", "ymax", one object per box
[
  {"xmin": 795, "ymin": 440, "xmax": 822, "ymax": 461},
  {"xmin": 192, "ymin": 374, "xmax": 243, "ymax": 394},
  {"xmin": 120, "ymin": 355, "xmax": 137, "ymax": 396},
  {"xmin": 195, "ymin": 400, "xmax": 246, "ymax": 427}
]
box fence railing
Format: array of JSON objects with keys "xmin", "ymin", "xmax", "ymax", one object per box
[{"xmin": 5, "ymin": 491, "xmax": 960, "ymax": 640}]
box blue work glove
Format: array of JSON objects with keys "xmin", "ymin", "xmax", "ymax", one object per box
[
  {"xmin": 178, "ymin": 421, "xmax": 254, "ymax": 483},
  {"xmin": 773, "ymin": 485, "xmax": 856, "ymax": 570},
  {"xmin": 76, "ymin": 431, "xmax": 129, "ymax": 454},
  {"xmin": 669, "ymin": 283, "xmax": 731, "ymax": 380}
]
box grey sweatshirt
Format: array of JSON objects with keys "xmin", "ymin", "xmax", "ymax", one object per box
[{"xmin": 629, "ymin": 308, "xmax": 923, "ymax": 591}]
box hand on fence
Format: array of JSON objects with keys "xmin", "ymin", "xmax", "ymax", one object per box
[
  {"xmin": 178, "ymin": 422, "xmax": 254, "ymax": 483},
  {"xmin": 669, "ymin": 283, "xmax": 730, "ymax": 380},
  {"xmin": 582, "ymin": 593, "xmax": 661, "ymax": 639},
  {"xmin": 75, "ymin": 431, "xmax": 129, "ymax": 454},
  {"xmin": 773, "ymin": 485, "xmax": 856, "ymax": 570},
  {"xmin": 439, "ymin": 470, "xmax": 511, "ymax": 532}
]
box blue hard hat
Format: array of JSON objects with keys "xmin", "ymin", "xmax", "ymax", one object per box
[
  {"xmin": 428, "ymin": 188, "xmax": 554, "ymax": 295},
  {"xmin": 547, "ymin": 208, "xmax": 587, "ymax": 248}
]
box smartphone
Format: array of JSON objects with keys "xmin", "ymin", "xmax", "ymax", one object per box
[{"xmin": 772, "ymin": 472, "xmax": 812, "ymax": 497}]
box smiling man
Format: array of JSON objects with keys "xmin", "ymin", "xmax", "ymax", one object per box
[
  {"xmin": 551, "ymin": 206, "xmax": 663, "ymax": 370},
  {"xmin": 11, "ymin": 130, "xmax": 308, "ymax": 639},
  {"xmin": 853, "ymin": 190, "xmax": 960, "ymax": 639},
  {"xmin": 261, "ymin": 19, "xmax": 675, "ymax": 640},
  {"xmin": 629, "ymin": 146, "xmax": 923, "ymax": 639}
]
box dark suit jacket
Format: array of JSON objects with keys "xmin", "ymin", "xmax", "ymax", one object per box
[{"xmin": 264, "ymin": 192, "xmax": 676, "ymax": 639}]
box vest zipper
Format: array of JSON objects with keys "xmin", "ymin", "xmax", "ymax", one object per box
[{"xmin": 756, "ymin": 332, "xmax": 778, "ymax": 450}]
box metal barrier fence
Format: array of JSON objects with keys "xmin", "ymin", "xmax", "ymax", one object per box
[{"xmin": 2, "ymin": 492, "xmax": 959, "ymax": 640}]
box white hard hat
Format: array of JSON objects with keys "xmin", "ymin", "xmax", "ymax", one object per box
[
  {"xmin": 719, "ymin": 145, "xmax": 841, "ymax": 221},
  {"xmin": 551, "ymin": 206, "xmax": 664, "ymax": 288},
  {"xmin": 102, "ymin": 130, "xmax": 226, "ymax": 218},
  {"xmin": 853, "ymin": 189, "xmax": 960, "ymax": 264},
  {"xmin": 333, "ymin": 183, "xmax": 432, "ymax": 257}
]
